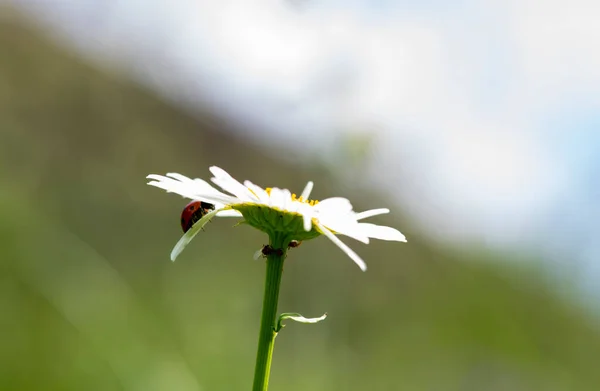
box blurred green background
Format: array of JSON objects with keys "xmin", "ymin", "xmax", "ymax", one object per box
[{"xmin": 1, "ymin": 9, "xmax": 600, "ymax": 391}]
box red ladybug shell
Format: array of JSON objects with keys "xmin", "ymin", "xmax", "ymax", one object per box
[{"xmin": 180, "ymin": 200, "xmax": 215, "ymax": 233}]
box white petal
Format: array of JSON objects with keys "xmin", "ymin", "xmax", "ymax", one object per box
[
  {"xmin": 317, "ymin": 223, "xmax": 367, "ymax": 272},
  {"xmin": 244, "ymin": 180, "xmax": 270, "ymax": 204},
  {"xmin": 303, "ymin": 213, "xmax": 312, "ymax": 231},
  {"xmin": 212, "ymin": 177, "xmax": 255, "ymax": 202},
  {"xmin": 318, "ymin": 212, "xmax": 369, "ymax": 244},
  {"xmin": 316, "ymin": 204, "xmax": 370, "ymax": 244},
  {"xmin": 208, "ymin": 166, "xmax": 235, "ymax": 181},
  {"xmin": 147, "ymin": 174, "xmax": 183, "ymax": 186},
  {"xmin": 147, "ymin": 177, "xmax": 190, "ymax": 194},
  {"xmin": 170, "ymin": 209, "xmax": 220, "ymax": 261},
  {"xmin": 147, "ymin": 174, "xmax": 237, "ymax": 205},
  {"xmin": 193, "ymin": 177, "xmax": 230, "ymax": 195},
  {"xmin": 146, "ymin": 174, "xmax": 166, "ymax": 180},
  {"xmin": 355, "ymin": 208, "xmax": 390, "ymax": 220},
  {"xmin": 165, "ymin": 173, "xmax": 195, "ymax": 183},
  {"xmin": 287, "ymin": 199, "xmax": 306, "ymax": 213},
  {"xmin": 269, "ymin": 188, "xmax": 286, "ymax": 209},
  {"xmin": 327, "ymin": 224, "xmax": 370, "ymax": 244},
  {"xmin": 209, "ymin": 166, "xmax": 257, "ymax": 202},
  {"xmin": 296, "ymin": 203, "xmax": 314, "ymax": 231},
  {"xmin": 280, "ymin": 188, "xmax": 292, "ymax": 211},
  {"xmin": 216, "ymin": 209, "xmax": 243, "ymax": 217},
  {"xmin": 194, "ymin": 193, "xmax": 239, "ymax": 206},
  {"xmin": 300, "ymin": 181, "xmax": 314, "ymax": 200},
  {"xmin": 314, "ymin": 197, "xmax": 353, "ymax": 214},
  {"xmin": 147, "ymin": 179, "xmax": 202, "ymax": 200},
  {"xmin": 147, "ymin": 174, "xmax": 183, "ymax": 187},
  {"xmin": 357, "ymin": 223, "xmax": 407, "ymax": 242}
]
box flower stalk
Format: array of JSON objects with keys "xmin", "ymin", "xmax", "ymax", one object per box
[
  {"xmin": 252, "ymin": 234, "xmax": 288, "ymax": 391},
  {"xmin": 147, "ymin": 166, "xmax": 407, "ymax": 390}
]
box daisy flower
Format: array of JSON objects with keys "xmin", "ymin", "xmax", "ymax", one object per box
[{"xmin": 147, "ymin": 166, "xmax": 406, "ymax": 271}]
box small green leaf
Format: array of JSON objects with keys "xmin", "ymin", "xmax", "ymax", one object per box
[{"xmin": 275, "ymin": 312, "xmax": 327, "ymax": 332}]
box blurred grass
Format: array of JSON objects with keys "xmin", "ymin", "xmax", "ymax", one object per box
[{"xmin": 1, "ymin": 9, "xmax": 600, "ymax": 391}]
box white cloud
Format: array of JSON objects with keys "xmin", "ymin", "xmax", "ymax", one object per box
[
  {"xmin": 509, "ymin": 0, "xmax": 600, "ymax": 90},
  {"xmin": 14, "ymin": 0, "xmax": 600, "ymax": 263}
]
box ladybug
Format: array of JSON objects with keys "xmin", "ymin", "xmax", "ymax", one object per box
[{"xmin": 180, "ymin": 200, "xmax": 215, "ymax": 233}]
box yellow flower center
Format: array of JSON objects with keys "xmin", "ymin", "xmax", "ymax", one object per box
[{"xmin": 264, "ymin": 187, "xmax": 320, "ymax": 206}]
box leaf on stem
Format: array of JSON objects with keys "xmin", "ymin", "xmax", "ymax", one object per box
[{"xmin": 275, "ymin": 312, "xmax": 327, "ymax": 332}]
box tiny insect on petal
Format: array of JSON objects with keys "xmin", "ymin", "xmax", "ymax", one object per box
[
  {"xmin": 180, "ymin": 200, "xmax": 216, "ymax": 233},
  {"xmin": 171, "ymin": 208, "xmax": 221, "ymax": 261}
]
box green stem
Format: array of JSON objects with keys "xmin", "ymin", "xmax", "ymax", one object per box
[{"xmin": 252, "ymin": 236, "xmax": 287, "ymax": 391}]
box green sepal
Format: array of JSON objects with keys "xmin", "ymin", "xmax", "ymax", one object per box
[{"xmin": 233, "ymin": 204, "xmax": 322, "ymax": 241}]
